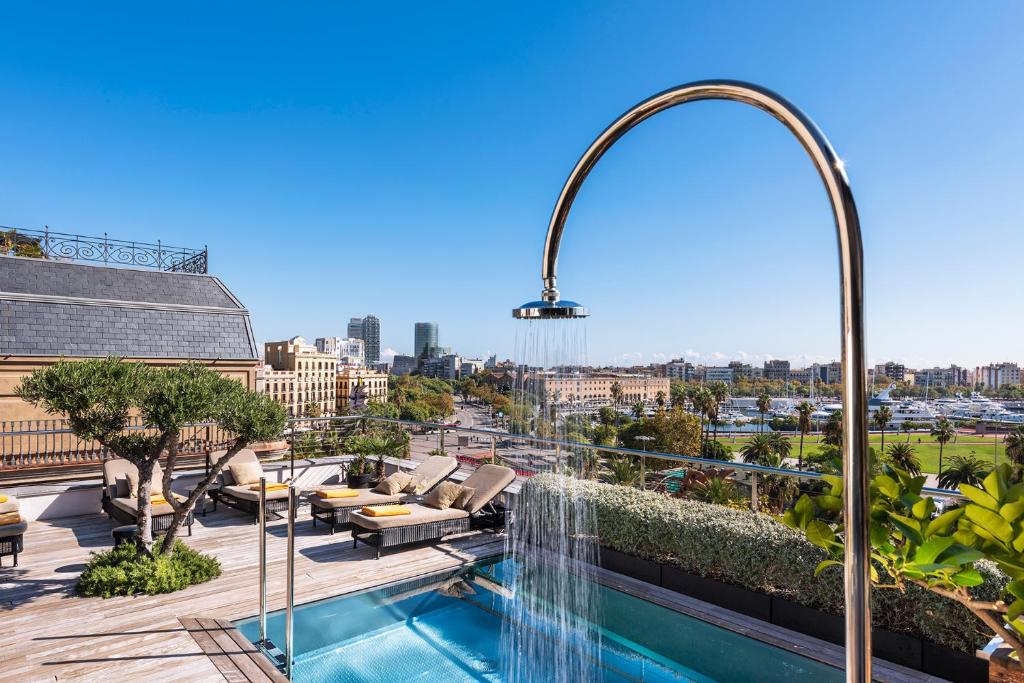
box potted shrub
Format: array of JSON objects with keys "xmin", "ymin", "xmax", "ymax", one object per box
[{"xmin": 346, "ymin": 454, "xmax": 375, "ymax": 488}]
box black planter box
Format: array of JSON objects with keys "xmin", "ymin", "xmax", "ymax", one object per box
[
  {"xmin": 663, "ymin": 566, "xmax": 771, "ymax": 622},
  {"xmin": 597, "ymin": 546, "xmax": 987, "ymax": 681},
  {"xmin": 770, "ymin": 597, "xmax": 845, "ymax": 646},
  {"xmin": 598, "ymin": 547, "xmax": 662, "ymax": 585},
  {"xmin": 922, "ymin": 640, "xmax": 988, "ymax": 683}
]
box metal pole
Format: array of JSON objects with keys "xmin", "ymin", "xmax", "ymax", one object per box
[
  {"xmin": 751, "ymin": 473, "xmax": 759, "ymax": 511},
  {"xmin": 289, "ymin": 428, "xmax": 295, "ymax": 481},
  {"xmin": 258, "ymin": 478, "xmax": 267, "ymax": 645},
  {"xmin": 530, "ymin": 81, "xmax": 870, "ymax": 682},
  {"xmin": 491, "ymin": 435, "xmax": 497, "ymax": 464},
  {"xmin": 285, "ymin": 485, "xmax": 296, "ymax": 678}
]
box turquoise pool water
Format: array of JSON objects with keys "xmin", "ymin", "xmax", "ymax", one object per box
[{"xmin": 237, "ymin": 558, "xmax": 841, "ymax": 682}]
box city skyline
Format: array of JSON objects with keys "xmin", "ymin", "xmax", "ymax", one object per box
[{"xmin": 3, "ymin": 4, "xmax": 1022, "ymax": 368}]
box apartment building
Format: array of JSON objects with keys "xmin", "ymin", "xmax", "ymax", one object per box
[
  {"xmin": 336, "ymin": 367, "xmax": 389, "ymax": 412},
  {"xmin": 263, "ymin": 336, "xmax": 337, "ymax": 417}
]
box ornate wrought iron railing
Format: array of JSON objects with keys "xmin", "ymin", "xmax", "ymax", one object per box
[{"xmin": 0, "ymin": 225, "xmax": 208, "ymax": 273}]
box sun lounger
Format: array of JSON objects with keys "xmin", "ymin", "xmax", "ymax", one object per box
[
  {"xmin": 309, "ymin": 455, "xmax": 459, "ymax": 533},
  {"xmin": 0, "ymin": 493, "xmax": 26, "ymax": 566},
  {"xmin": 208, "ymin": 449, "xmax": 290, "ymax": 523},
  {"xmin": 101, "ymin": 459, "xmax": 194, "ymax": 536},
  {"xmin": 350, "ymin": 464, "xmax": 515, "ymax": 559}
]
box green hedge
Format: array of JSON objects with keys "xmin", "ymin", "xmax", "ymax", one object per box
[
  {"xmin": 526, "ymin": 474, "xmax": 1004, "ymax": 654},
  {"xmin": 77, "ymin": 540, "xmax": 222, "ymax": 598}
]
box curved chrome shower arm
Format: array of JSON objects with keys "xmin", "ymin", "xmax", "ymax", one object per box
[{"xmin": 535, "ymin": 79, "xmax": 871, "ymax": 682}]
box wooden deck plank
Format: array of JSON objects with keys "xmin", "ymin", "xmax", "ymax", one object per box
[{"xmin": 0, "ymin": 507, "xmax": 503, "ymax": 682}]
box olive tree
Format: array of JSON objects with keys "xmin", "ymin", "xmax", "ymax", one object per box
[{"xmin": 17, "ymin": 358, "xmax": 285, "ymax": 558}]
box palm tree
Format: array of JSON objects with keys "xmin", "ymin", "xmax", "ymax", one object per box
[
  {"xmin": 937, "ymin": 453, "xmax": 988, "ymax": 489},
  {"xmin": 796, "ymin": 400, "xmax": 813, "ymax": 471},
  {"xmin": 873, "ymin": 405, "xmax": 892, "ymax": 452},
  {"xmin": 886, "ymin": 442, "xmax": 921, "ymax": 476},
  {"xmin": 823, "ymin": 409, "xmax": 843, "ymax": 447},
  {"xmin": 691, "ymin": 387, "xmax": 712, "ymax": 447},
  {"xmin": 601, "ymin": 456, "xmax": 641, "ymax": 487},
  {"xmin": 741, "ymin": 433, "xmax": 775, "ymax": 464},
  {"xmin": 756, "ymin": 392, "xmax": 772, "ymax": 433},
  {"xmin": 655, "ymin": 390, "xmax": 666, "ymax": 410},
  {"xmin": 709, "ymin": 381, "xmax": 728, "ymax": 446},
  {"xmin": 768, "ymin": 432, "xmax": 792, "ymax": 460},
  {"xmin": 931, "ymin": 418, "xmax": 956, "ymax": 475},
  {"xmin": 610, "ymin": 381, "xmax": 624, "ymax": 407},
  {"xmin": 632, "ymin": 400, "xmax": 645, "ymax": 420},
  {"xmin": 1005, "ymin": 426, "xmax": 1024, "ymax": 465},
  {"xmin": 901, "ymin": 420, "xmax": 916, "ymax": 443}
]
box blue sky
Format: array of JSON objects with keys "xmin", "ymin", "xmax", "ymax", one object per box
[{"xmin": 2, "ymin": 3, "xmax": 1021, "ymax": 369}]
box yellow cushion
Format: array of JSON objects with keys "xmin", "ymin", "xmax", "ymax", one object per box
[
  {"xmin": 360, "ymin": 505, "xmax": 411, "ymax": 517},
  {"xmin": 150, "ymin": 493, "xmax": 185, "ymax": 506},
  {"xmin": 316, "ymin": 488, "xmax": 359, "ymax": 499},
  {"xmin": 0, "ymin": 511, "xmax": 22, "ymax": 526},
  {"xmin": 0, "ymin": 495, "xmax": 7, "ymax": 504},
  {"xmin": 248, "ymin": 482, "xmax": 290, "ymax": 492}
]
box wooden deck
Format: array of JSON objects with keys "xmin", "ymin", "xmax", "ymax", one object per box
[{"xmin": 0, "ymin": 506, "xmax": 503, "ymax": 682}]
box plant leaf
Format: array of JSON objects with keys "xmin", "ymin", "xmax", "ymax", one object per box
[
  {"xmin": 964, "ymin": 504, "xmax": 1015, "ymax": 544},
  {"xmin": 806, "ymin": 520, "xmax": 837, "ymax": 550},
  {"xmin": 814, "ymin": 559, "xmax": 842, "ymax": 576},
  {"xmin": 960, "ymin": 484, "xmax": 999, "ymax": 511},
  {"xmin": 915, "ymin": 536, "xmax": 955, "ymax": 564}
]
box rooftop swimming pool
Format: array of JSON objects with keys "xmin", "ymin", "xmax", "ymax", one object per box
[{"xmin": 237, "ymin": 557, "xmax": 841, "ymax": 682}]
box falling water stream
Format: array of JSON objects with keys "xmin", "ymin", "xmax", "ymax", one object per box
[{"xmin": 500, "ymin": 319, "xmax": 603, "ymax": 682}]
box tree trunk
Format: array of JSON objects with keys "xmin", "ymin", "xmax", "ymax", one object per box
[
  {"xmin": 160, "ymin": 436, "xmax": 249, "ymax": 556},
  {"xmin": 134, "ymin": 457, "xmax": 157, "ymax": 558},
  {"xmin": 798, "ymin": 432, "xmax": 804, "ymax": 471},
  {"xmin": 880, "ymin": 428, "xmax": 885, "ymax": 453}
]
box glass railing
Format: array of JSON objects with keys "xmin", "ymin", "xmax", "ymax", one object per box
[{"xmin": 0, "ymin": 412, "xmax": 964, "ymax": 510}]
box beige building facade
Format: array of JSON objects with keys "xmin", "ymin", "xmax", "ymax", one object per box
[
  {"xmin": 263, "ymin": 337, "xmax": 337, "ymax": 418},
  {"xmin": 336, "ymin": 367, "xmax": 389, "ymax": 412},
  {"xmin": 531, "ymin": 373, "xmax": 670, "ymax": 404}
]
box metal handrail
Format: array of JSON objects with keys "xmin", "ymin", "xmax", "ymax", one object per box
[
  {"xmin": 0, "ymin": 412, "xmax": 967, "ymax": 498},
  {"xmin": 258, "ymin": 478, "xmax": 268, "ymax": 647},
  {"xmin": 285, "ymin": 486, "xmax": 296, "ymax": 679}
]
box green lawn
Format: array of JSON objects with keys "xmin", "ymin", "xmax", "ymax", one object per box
[{"xmin": 712, "ymin": 432, "xmax": 1009, "ymax": 474}]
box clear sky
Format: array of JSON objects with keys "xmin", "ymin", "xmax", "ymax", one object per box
[{"xmin": 2, "ymin": 3, "xmax": 1021, "ymax": 369}]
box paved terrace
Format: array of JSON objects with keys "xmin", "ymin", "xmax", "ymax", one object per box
[{"xmin": 0, "ymin": 508, "xmax": 502, "ymax": 682}]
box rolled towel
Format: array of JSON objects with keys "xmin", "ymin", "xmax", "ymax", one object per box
[
  {"xmin": 150, "ymin": 493, "xmax": 185, "ymax": 506},
  {"xmin": 0, "ymin": 511, "xmax": 22, "ymax": 526},
  {"xmin": 248, "ymin": 482, "xmax": 291, "ymax": 492},
  {"xmin": 0, "ymin": 495, "xmax": 7, "ymax": 504},
  {"xmin": 315, "ymin": 488, "xmax": 359, "ymax": 499},
  {"xmin": 360, "ymin": 505, "xmax": 411, "ymax": 517}
]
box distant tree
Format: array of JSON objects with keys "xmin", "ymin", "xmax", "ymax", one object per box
[
  {"xmin": 1006, "ymin": 426, "xmax": 1024, "ymax": 465},
  {"xmin": 886, "ymin": 442, "xmax": 921, "ymax": 476},
  {"xmin": 873, "ymin": 405, "xmax": 892, "ymax": 452},
  {"xmin": 931, "ymin": 418, "xmax": 956, "ymax": 475},
  {"xmin": 796, "ymin": 400, "xmax": 814, "ymax": 471},
  {"xmin": 632, "ymin": 400, "xmax": 645, "ymax": 419},
  {"xmin": 937, "ymin": 453, "xmax": 988, "ymax": 489},
  {"xmin": 597, "ymin": 406, "xmax": 617, "ymax": 427},
  {"xmin": 600, "ymin": 456, "xmax": 641, "ymax": 487},
  {"xmin": 901, "ymin": 420, "xmax": 916, "ymax": 443},
  {"xmin": 741, "ymin": 433, "xmax": 775, "ymax": 465},
  {"xmin": 768, "ymin": 432, "xmax": 792, "ymax": 460},
  {"xmin": 655, "ymin": 390, "xmax": 666, "ymax": 410},
  {"xmin": 756, "ymin": 392, "xmax": 772, "ymax": 433},
  {"xmin": 610, "ymin": 381, "xmax": 624, "ymax": 406},
  {"xmin": 303, "ymin": 401, "xmax": 322, "ymax": 418},
  {"xmin": 823, "ymin": 409, "xmax": 843, "ymax": 447}
]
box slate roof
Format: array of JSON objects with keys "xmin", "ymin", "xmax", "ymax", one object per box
[{"xmin": 0, "ymin": 255, "xmax": 259, "ymax": 360}]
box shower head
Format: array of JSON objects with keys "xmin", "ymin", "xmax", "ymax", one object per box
[{"xmin": 512, "ymin": 298, "xmax": 588, "ymax": 319}]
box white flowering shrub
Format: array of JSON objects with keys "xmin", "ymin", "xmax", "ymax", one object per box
[{"xmin": 526, "ymin": 474, "xmax": 1004, "ymax": 654}]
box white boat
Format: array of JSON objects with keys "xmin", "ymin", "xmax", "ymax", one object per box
[{"xmin": 868, "ymin": 384, "xmax": 937, "ymax": 427}]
